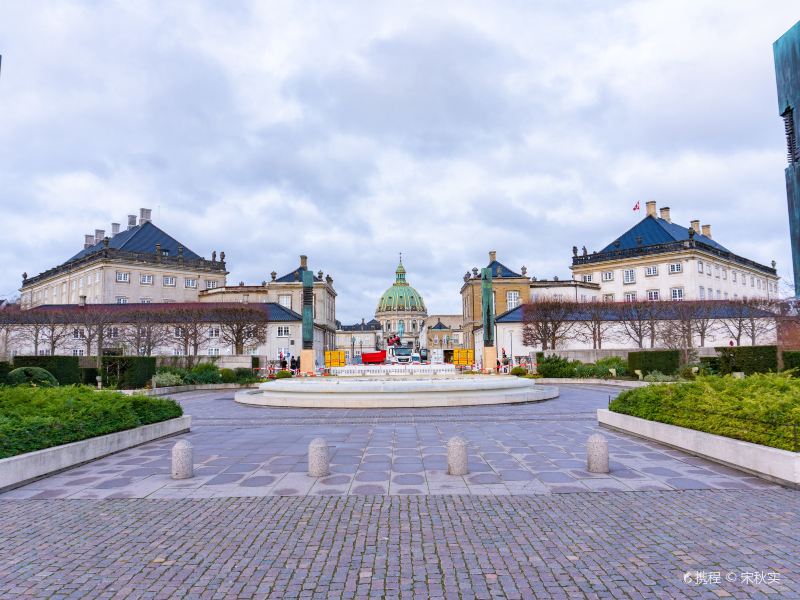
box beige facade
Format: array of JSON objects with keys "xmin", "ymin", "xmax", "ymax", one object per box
[
  {"xmin": 530, "ymin": 279, "xmax": 601, "ymax": 302},
  {"xmin": 422, "ymin": 315, "xmax": 465, "ymax": 350},
  {"xmin": 570, "ymin": 202, "xmax": 779, "ymax": 303},
  {"xmin": 460, "ymin": 251, "xmax": 530, "ymax": 352},
  {"xmin": 335, "ymin": 319, "xmax": 382, "ymax": 362}
]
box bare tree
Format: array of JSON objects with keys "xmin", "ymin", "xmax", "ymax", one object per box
[
  {"xmin": 576, "ymin": 301, "xmax": 616, "ymax": 349},
  {"xmin": 70, "ymin": 305, "xmax": 118, "ymax": 367},
  {"xmin": 743, "ymin": 298, "xmax": 778, "ymax": 345},
  {"xmin": 657, "ymin": 301, "xmax": 695, "ymax": 362},
  {"xmin": 212, "ymin": 305, "xmax": 269, "ymax": 354},
  {"xmin": 691, "ymin": 301, "xmax": 719, "ymax": 348},
  {"xmin": 617, "ymin": 301, "xmax": 665, "ymax": 348},
  {"xmin": 169, "ymin": 306, "xmax": 211, "ymax": 365},
  {"xmin": 120, "ymin": 307, "xmax": 171, "ymax": 356},
  {"xmin": 522, "ymin": 299, "xmax": 578, "ymax": 350}
]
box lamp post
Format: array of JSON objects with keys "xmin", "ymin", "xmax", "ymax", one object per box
[{"xmin": 508, "ymin": 331, "xmax": 514, "ymax": 366}]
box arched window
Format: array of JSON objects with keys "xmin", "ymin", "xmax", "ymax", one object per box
[{"xmin": 412, "ymin": 320, "xmax": 417, "ymax": 330}]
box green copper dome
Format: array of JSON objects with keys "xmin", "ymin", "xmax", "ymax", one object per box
[{"xmin": 376, "ymin": 262, "xmax": 426, "ymax": 313}]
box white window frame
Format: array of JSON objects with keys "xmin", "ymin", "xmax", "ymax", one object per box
[
  {"xmin": 185, "ymin": 278, "xmax": 197, "ymax": 289},
  {"xmin": 72, "ymin": 349, "xmax": 85, "ymax": 356},
  {"xmin": 601, "ymin": 271, "xmax": 614, "ymax": 282},
  {"xmin": 208, "ymin": 348, "xmax": 220, "ymax": 356},
  {"xmin": 645, "ymin": 265, "xmax": 658, "ymax": 277},
  {"xmin": 623, "ymin": 269, "xmax": 635, "ymax": 284},
  {"xmin": 732, "ymin": 271, "xmax": 737, "ymax": 283},
  {"xmin": 116, "ymin": 296, "xmax": 128, "ymax": 304},
  {"xmin": 116, "ymin": 271, "xmax": 130, "ymax": 283},
  {"xmin": 699, "ymin": 286, "xmax": 705, "ymax": 300},
  {"xmin": 668, "ymin": 263, "xmax": 682, "ymax": 274},
  {"xmin": 582, "ymin": 274, "xmax": 593, "ymax": 283},
  {"xmin": 624, "ymin": 292, "xmax": 637, "ymax": 302},
  {"xmin": 697, "ymin": 260, "xmax": 704, "ymax": 273},
  {"xmin": 603, "ymin": 293, "xmax": 614, "ymax": 301},
  {"xmin": 647, "ymin": 290, "xmax": 660, "ymax": 301},
  {"xmin": 209, "ymin": 327, "xmax": 220, "ymax": 338},
  {"xmin": 506, "ymin": 291, "xmax": 520, "ymax": 310},
  {"xmin": 163, "ymin": 276, "xmax": 177, "ymax": 287},
  {"xmin": 140, "ymin": 298, "xmax": 152, "ymax": 304},
  {"xmin": 206, "ymin": 280, "xmax": 218, "ymax": 290},
  {"xmin": 140, "ymin": 274, "xmax": 153, "ymax": 285},
  {"xmin": 670, "ymin": 287, "xmax": 684, "ymax": 301},
  {"xmin": 277, "ymin": 326, "xmax": 290, "ymax": 337}
]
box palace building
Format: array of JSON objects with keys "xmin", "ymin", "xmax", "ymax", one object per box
[{"xmin": 375, "ymin": 260, "xmax": 427, "ymax": 349}]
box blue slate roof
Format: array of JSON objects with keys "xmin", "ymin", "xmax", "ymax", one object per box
[
  {"xmin": 430, "ymin": 320, "xmax": 450, "ymax": 330},
  {"xmin": 487, "ymin": 260, "xmax": 523, "ymax": 278},
  {"xmin": 275, "ymin": 266, "xmax": 323, "ymax": 283},
  {"xmin": 339, "ymin": 318, "xmax": 382, "ymax": 331},
  {"xmin": 600, "ymin": 215, "xmax": 730, "ymax": 254},
  {"xmin": 495, "ymin": 302, "xmax": 774, "ymax": 323},
  {"xmin": 68, "ymin": 221, "xmax": 202, "ymax": 262}
]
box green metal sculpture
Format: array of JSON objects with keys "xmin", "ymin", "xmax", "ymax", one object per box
[
  {"xmin": 302, "ymin": 270, "xmax": 314, "ymax": 349},
  {"xmin": 481, "ymin": 267, "xmax": 494, "ymax": 347}
]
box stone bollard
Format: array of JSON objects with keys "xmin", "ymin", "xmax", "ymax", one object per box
[
  {"xmin": 171, "ymin": 440, "xmax": 193, "ymax": 479},
  {"xmin": 447, "ymin": 436, "xmax": 469, "ymax": 476},
  {"xmin": 587, "ymin": 434, "xmax": 609, "ymax": 474},
  {"xmin": 308, "ymin": 438, "xmax": 330, "ymax": 477}
]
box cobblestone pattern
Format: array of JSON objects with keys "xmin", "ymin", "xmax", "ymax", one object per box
[{"xmin": 1, "ymin": 491, "xmax": 797, "ymax": 599}]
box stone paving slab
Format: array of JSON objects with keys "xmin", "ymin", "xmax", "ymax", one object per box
[
  {"xmin": 1, "ymin": 491, "xmax": 797, "ymax": 599},
  {"xmin": 0, "ymin": 387, "xmax": 782, "ymax": 499}
]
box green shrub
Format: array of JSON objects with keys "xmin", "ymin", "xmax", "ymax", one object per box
[
  {"xmin": 13, "ymin": 356, "xmax": 81, "ymax": 385},
  {"xmin": 783, "ymin": 350, "xmax": 800, "ymax": 374},
  {"xmin": 7, "ymin": 367, "xmax": 59, "ymax": 387},
  {"xmin": 716, "ymin": 345, "xmax": 777, "ymax": 375},
  {"xmin": 627, "ymin": 350, "xmax": 680, "ymax": 376},
  {"xmin": 0, "ymin": 386, "xmax": 182, "ymax": 458},
  {"xmin": 234, "ymin": 367, "xmax": 257, "ymax": 383},
  {"xmin": 185, "ymin": 363, "xmax": 221, "ymax": 384},
  {"xmin": 219, "ymin": 368, "xmax": 236, "ymax": 383},
  {"xmin": 595, "ymin": 356, "xmax": 627, "ymax": 377},
  {"xmin": 698, "ymin": 356, "xmax": 720, "ymax": 375},
  {"xmin": 643, "ymin": 370, "xmax": 680, "ymax": 382},
  {"xmin": 80, "ymin": 367, "xmax": 99, "ymax": 386},
  {"xmin": 537, "ymin": 355, "xmax": 578, "ymax": 378},
  {"xmin": 152, "ymin": 372, "xmax": 184, "ymax": 387},
  {"xmin": 609, "ymin": 373, "xmax": 800, "ymax": 450},
  {"xmin": 0, "ymin": 361, "xmax": 11, "ymax": 385},
  {"xmin": 574, "ymin": 363, "xmax": 597, "ymax": 378},
  {"xmin": 275, "ymin": 370, "xmax": 293, "ymax": 379},
  {"xmin": 509, "ymin": 366, "xmax": 527, "ymax": 376},
  {"xmin": 102, "ymin": 357, "xmax": 157, "ymax": 389}
]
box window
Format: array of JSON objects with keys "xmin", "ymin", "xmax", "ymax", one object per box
[
  {"xmin": 750, "ymin": 276, "xmax": 755, "ymax": 287},
  {"xmin": 716, "ymin": 290, "xmax": 722, "ymax": 299},
  {"xmin": 699, "ymin": 286, "xmax": 705, "ymax": 299},
  {"xmin": 141, "ymin": 274, "xmax": 153, "ymax": 285},
  {"xmin": 116, "ymin": 297, "xmax": 128, "ymax": 304},
  {"xmin": 706, "ymin": 264, "xmax": 711, "ymax": 275},
  {"xmin": 95, "ymin": 272, "xmax": 101, "ymax": 283},
  {"xmin": 116, "ymin": 271, "xmax": 130, "ymax": 283},
  {"xmin": 603, "ymin": 294, "xmax": 615, "ymax": 301},
  {"xmin": 645, "ymin": 265, "xmax": 658, "ymax": 277},
  {"xmin": 757, "ymin": 279, "xmax": 762, "ymax": 290},
  {"xmin": 623, "ymin": 269, "xmax": 635, "ymax": 284},
  {"xmin": 185, "ymin": 278, "xmax": 197, "ymax": 289},
  {"xmin": 277, "ymin": 326, "xmax": 290, "ymax": 337},
  {"xmin": 708, "ymin": 288, "xmax": 713, "ymax": 297},
  {"xmin": 671, "ymin": 287, "xmax": 684, "ymax": 301},
  {"xmin": 668, "ymin": 263, "xmax": 682, "ymax": 274},
  {"xmin": 140, "ymin": 298, "xmax": 152, "ymax": 304},
  {"xmin": 715, "ymin": 265, "xmax": 720, "ymax": 278},
  {"xmin": 722, "ymin": 269, "xmax": 727, "ymax": 280},
  {"xmin": 108, "ymin": 327, "xmax": 119, "ymax": 339},
  {"xmin": 173, "ymin": 348, "xmax": 184, "ymax": 356},
  {"xmin": 38, "ymin": 349, "xmax": 49, "ymax": 356},
  {"xmin": 697, "ymin": 260, "xmax": 704, "ymax": 273},
  {"xmin": 732, "ymin": 271, "xmax": 737, "ymax": 283},
  {"xmin": 72, "ymin": 349, "xmax": 85, "ymax": 356},
  {"xmin": 72, "ymin": 328, "xmax": 85, "ymax": 340},
  {"xmin": 208, "ymin": 348, "xmax": 220, "ymax": 356},
  {"xmin": 163, "ymin": 276, "xmax": 176, "ymax": 287},
  {"xmin": 582, "ymin": 274, "xmax": 593, "ymax": 283},
  {"xmin": 624, "ymin": 292, "xmax": 637, "ymax": 302},
  {"xmin": 279, "ymin": 295, "xmax": 292, "ymax": 309},
  {"xmin": 647, "ymin": 290, "xmax": 660, "ymax": 301},
  {"xmin": 175, "ymin": 326, "xmax": 184, "ymax": 336},
  {"xmin": 724, "ymin": 292, "xmax": 729, "ymax": 299},
  {"xmin": 206, "ymin": 280, "xmax": 218, "ymax": 289},
  {"xmin": 506, "ymin": 291, "xmax": 520, "ymax": 310},
  {"xmin": 209, "ymin": 327, "xmax": 220, "ymax": 338},
  {"xmin": 602, "ymin": 271, "xmax": 614, "ymax": 282}
]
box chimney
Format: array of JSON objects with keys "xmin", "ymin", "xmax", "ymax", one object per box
[
  {"xmin": 690, "ymin": 220, "xmax": 700, "ymax": 233},
  {"xmin": 659, "ymin": 207, "xmax": 671, "ymax": 222},
  {"xmin": 78, "ymin": 295, "xmax": 86, "ymax": 307},
  {"xmin": 645, "ymin": 200, "xmax": 656, "ymax": 217},
  {"xmin": 84, "ymin": 234, "xmax": 95, "ymax": 249},
  {"xmin": 488, "ymin": 250, "xmax": 497, "ymax": 263},
  {"xmin": 300, "ymin": 255, "xmax": 308, "ymax": 269},
  {"xmin": 127, "ymin": 215, "xmax": 137, "ymax": 229},
  {"xmin": 111, "ymin": 223, "xmax": 120, "ymax": 236},
  {"xmin": 139, "ymin": 208, "xmax": 152, "ymax": 224},
  {"xmin": 701, "ymin": 224, "xmax": 712, "ymax": 239},
  {"xmin": 94, "ymin": 229, "xmax": 105, "ymax": 244}
]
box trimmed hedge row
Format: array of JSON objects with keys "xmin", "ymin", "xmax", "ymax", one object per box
[
  {"xmin": 627, "ymin": 350, "xmax": 680, "ymax": 376},
  {"xmin": 0, "ymin": 361, "xmax": 11, "ymax": 385},
  {"xmin": 715, "ymin": 345, "xmax": 777, "ymax": 375},
  {"xmin": 609, "ymin": 373, "xmax": 800, "ymax": 451},
  {"xmin": 0, "ymin": 386, "xmax": 183, "ymax": 458},
  {"xmin": 783, "ymin": 350, "xmax": 800, "ymax": 373},
  {"xmin": 12, "ymin": 356, "xmax": 81, "ymax": 385}
]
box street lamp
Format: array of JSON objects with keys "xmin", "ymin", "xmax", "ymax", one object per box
[{"xmin": 508, "ymin": 330, "xmax": 514, "ymax": 366}]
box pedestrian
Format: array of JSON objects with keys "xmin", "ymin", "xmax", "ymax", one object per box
[
  {"xmin": 280, "ymin": 357, "xmax": 287, "ymax": 370},
  {"xmin": 290, "ymin": 357, "xmax": 297, "ymax": 371}
]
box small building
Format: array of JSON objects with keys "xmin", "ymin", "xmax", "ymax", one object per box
[
  {"xmin": 570, "ymin": 202, "xmax": 779, "ymax": 302},
  {"xmin": 335, "ymin": 318, "xmax": 382, "ymax": 363},
  {"xmin": 20, "ymin": 208, "xmax": 227, "ymax": 308}
]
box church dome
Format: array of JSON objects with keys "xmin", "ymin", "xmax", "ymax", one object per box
[{"xmin": 376, "ymin": 261, "xmax": 427, "ymax": 314}]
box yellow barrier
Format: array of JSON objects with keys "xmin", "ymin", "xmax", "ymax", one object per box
[
  {"xmin": 324, "ymin": 350, "xmax": 346, "ymax": 368},
  {"xmin": 453, "ymin": 348, "xmax": 474, "ymax": 366}
]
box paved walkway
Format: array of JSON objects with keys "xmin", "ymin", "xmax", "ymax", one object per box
[
  {"xmin": 0, "ymin": 386, "xmax": 780, "ymax": 499},
  {"xmin": 2, "ymin": 385, "xmax": 798, "ymax": 598}
]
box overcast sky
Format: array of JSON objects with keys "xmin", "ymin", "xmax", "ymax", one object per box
[{"xmin": 1, "ymin": 1, "xmax": 798, "ymax": 322}]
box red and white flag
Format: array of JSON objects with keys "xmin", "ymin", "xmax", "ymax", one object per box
[{"xmin": 633, "ymin": 201, "xmax": 640, "ymax": 211}]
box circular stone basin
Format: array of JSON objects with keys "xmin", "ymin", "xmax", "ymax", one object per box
[{"xmin": 235, "ymin": 376, "xmax": 559, "ymax": 408}]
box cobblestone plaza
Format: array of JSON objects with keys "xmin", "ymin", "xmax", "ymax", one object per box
[{"xmin": 1, "ymin": 385, "xmax": 798, "ymax": 598}]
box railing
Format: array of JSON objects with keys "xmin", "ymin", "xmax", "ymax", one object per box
[{"xmin": 572, "ymin": 240, "xmax": 776, "ymax": 276}]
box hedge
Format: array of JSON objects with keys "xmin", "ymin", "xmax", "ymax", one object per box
[
  {"xmin": 0, "ymin": 386, "xmax": 182, "ymax": 458},
  {"xmin": 715, "ymin": 345, "xmax": 777, "ymax": 375},
  {"xmin": 80, "ymin": 367, "xmax": 99, "ymax": 385},
  {"xmin": 102, "ymin": 356, "xmax": 157, "ymax": 389},
  {"xmin": 7, "ymin": 367, "xmax": 59, "ymax": 387},
  {"xmin": 783, "ymin": 350, "xmax": 800, "ymax": 374},
  {"xmin": 13, "ymin": 355, "xmax": 81, "ymax": 385},
  {"xmin": 251, "ymin": 356, "xmax": 260, "ymax": 369},
  {"xmin": 627, "ymin": 350, "xmax": 680, "ymax": 376},
  {"xmin": 0, "ymin": 361, "xmax": 11, "ymax": 385},
  {"xmin": 609, "ymin": 373, "xmax": 800, "ymax": 451}
]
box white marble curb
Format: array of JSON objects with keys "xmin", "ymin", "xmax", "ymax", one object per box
[
  {"xmin": 0, "ymin": 415, "xmax": 191, "ymax": 492},
  {"xmin": 598, "ymin": 409, "xmax": 799, "ymax": 488}
]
